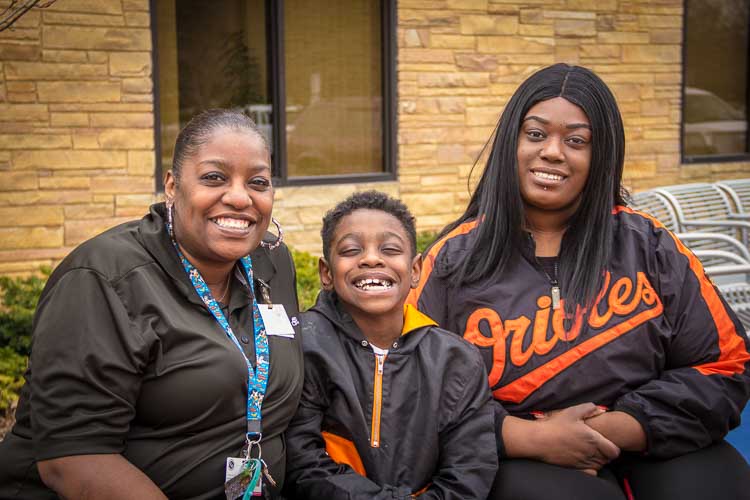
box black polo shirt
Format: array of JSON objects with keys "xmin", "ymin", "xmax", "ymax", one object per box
[{"xmin": 0, "ymin": 203, "xmax": 304, "ymax": 499}]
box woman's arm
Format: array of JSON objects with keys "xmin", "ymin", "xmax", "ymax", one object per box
[
  {"xmin": 610, "ymin": 225, "xmax": 750, "ymax": 458},
  {"xmin": 502, "ymin": 403, "xmax": 620, "ymax": 473},
  {"xmin": 38, "ymin": 455, "xmax": 166, "ymax": 500},
  {"xmin": 29, "ymin": 270, "xmax": 154, "ymax": 487},
  {"xmin": 584, "ymin": 410, "xmax": 646, "ymax": 452}
]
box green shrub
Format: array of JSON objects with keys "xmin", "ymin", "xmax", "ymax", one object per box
[
  {"xmin": 291, "ymin": 248, "xmax": 321, "ymax": 312},
  {"xmin": 417, "ymin": 230, "xmax": 439, "ymax": 255},
  {"xmin": 0, "ymin": 270, "xmax": 47, "ymax": 424},
  {"xmin": 0, "ymin": 269, "xmax": 48, "ymax": 358},
  {"xmin": 0, "ymin": 347, "xmax": 26, "ymax": 417}
]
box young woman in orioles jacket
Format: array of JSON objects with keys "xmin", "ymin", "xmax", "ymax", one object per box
[{"xmin": 408, "ymin": 63, "xmax": 750, "ymax": 500}]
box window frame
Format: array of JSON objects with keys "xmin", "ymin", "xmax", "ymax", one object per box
[
  {"xmin": 150, "ymin": 0, "xmax": 397, "ymax": 191},
  {"xmin": 680, "ymin": 0, "xmax": 750, "ymax": 165}
]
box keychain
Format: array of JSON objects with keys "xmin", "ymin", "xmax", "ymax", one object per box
[{"xmin": 224, "ymin": 435, "xmax": 276, "ymax": 499}]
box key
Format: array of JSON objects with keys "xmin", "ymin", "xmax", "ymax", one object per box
[{"xmin": 262, "ymin": 462, "xmax": 277, "ymax": 488}]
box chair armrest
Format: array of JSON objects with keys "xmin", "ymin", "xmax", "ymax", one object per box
[
  {"xmin": 703, "ymin": 263, "xmax": 750, "ymax": 277},
  {"xmin": 693, "ymin": 250, "xmax": 750, "ymax": 267},
  {"xmin": 677, "ymin": 232, "xmax": 750, "ymax": 260},
  {"xmin": 682, "ymin": 219, "xmax": 750, "ymax": 230}
]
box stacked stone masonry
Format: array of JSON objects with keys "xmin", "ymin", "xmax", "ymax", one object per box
[
  {"xmin": 0, "ymin": 0, "xmax": 748, "ymax": 270},
  {"xmin": 397, "ymin": 0, "xmax": 749, "ymax": 237},
  {"xmin": 0, "ymin": 0, "xmax": 156, "ymax": 275}
]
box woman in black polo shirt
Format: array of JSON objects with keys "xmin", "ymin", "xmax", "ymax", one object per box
[{"xmin": 0, "ymin": 109, "xmax": 303, "ymax": 499}]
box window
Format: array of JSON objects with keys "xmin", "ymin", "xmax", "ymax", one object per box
[
  {"xmin": 682, "ymin": 0, "xmax": 750, "ymax": 162},
  {"xmin": 152, "ymin": 0, "xmax": 396, "ymax": 187}
]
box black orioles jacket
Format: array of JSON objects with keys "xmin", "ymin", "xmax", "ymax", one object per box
[
  {"xmin": 285, "ymin": 291, "xmax": 497, "ymax": 499},
  {"xmin": 408, "ymin": 205, "xmax": 750, "ymax": 459}
]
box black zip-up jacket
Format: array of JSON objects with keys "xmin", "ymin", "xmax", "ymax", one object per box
[
  {"xmin": 409, "ymin": 206, "xmax": 750, "ymax": 459},
  {"xmin": 285, "ymin": 291, "xmax": 497, "ymax": 499}
]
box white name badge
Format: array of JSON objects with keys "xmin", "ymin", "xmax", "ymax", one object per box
[
  {"xmin": 258, "ymin": 304, "xmax": 295, "ymax": 338},
  {"xmin": 225, "ymin": 457, "xmax": 247, "ymax": 483}
]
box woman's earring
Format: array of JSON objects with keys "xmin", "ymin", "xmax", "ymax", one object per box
[
  {"xmin": 261, "ymin": 218, "xmax": 284, "ymax": 250},
  {"xmin": 166, "ymin": 200, "xmax": 175, "ymax": 240}
]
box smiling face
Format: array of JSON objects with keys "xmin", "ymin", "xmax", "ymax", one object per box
[
  {"xmin": 517, "ymin": 97, "xmax": 592, "ymax": 220},
  {"xmin": 319, "ymin": 208, "xmax": 421, "ymax": 331},
  {"xmin": 164, "ymin": 128, "xmax": 273, "ymax": 273}
]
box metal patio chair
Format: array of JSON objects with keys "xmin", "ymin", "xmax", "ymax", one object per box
[
  {"xmin": 717, "ymin": 178, "xmax": 750, "ymax": 216},
  {"xmin": 631, "ymin": 189, "xmax": 750, "ymax": 332},
  {"xmin": 653, "ymin": 183, "xmax": 750, "ymax": 248},
  {"xmin": 630, "ymin": 190, "xmax": 750, "ymax": 270}
]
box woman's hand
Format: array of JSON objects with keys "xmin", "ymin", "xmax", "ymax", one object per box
[
  {"xmin": 38, "ymin": 454, "xmax": 167, "ymax": 500},
  {"xmin": 503, "ymin": 403, "xmax": 621, "ymax": 474},
  {"xmin": 584, "ymin": 410, "xmax": 647, "ymax": 452}
]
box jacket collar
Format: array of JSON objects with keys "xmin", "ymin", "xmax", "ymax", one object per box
[
  {"xmin": 520, "ymin": 229, "xmax": 575, "ymax": 268},
  {"xmin": 138, "ymin": 202, "xmax": 205, "ymax": 306},
  {"xmin": 311, "ymin": 290, "xmax": 437, "ymax": 346},
  {"xmin": 401, "ymin": 304, "xmax": 437, "ymax": 335}
]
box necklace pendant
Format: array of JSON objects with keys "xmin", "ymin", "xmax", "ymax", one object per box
[{"xmin": 551, "ymin": 286, "xmax": 561, "ymax": 310}]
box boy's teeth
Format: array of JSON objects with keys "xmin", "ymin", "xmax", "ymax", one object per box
[
  {"xmin": 533, "ymin": 171, "xmax": 564, "ymax": 181},
  {"xmin": 214, "ymin": 217, "xmax": 250, "ymax": 229},
  {"xmin": 355, "ymin": 278, "xmax": 393, "ymax": 290}
]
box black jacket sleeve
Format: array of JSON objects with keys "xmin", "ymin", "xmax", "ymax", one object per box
[
  {"xmin": 614, "ymin": 225, "xmax": 750, "ymax": 458},
  {"xmin": 30, "ymin": 268, "xmax": 151, "ymax": 460},
  {"xmin": 419, "ymin": 348, "xmax": 498, "ymax": 500},
  {"xmin": 285, "ymin": 359, "xmax": 413, "ymax": 499}
]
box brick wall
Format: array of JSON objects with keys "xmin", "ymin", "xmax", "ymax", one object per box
[
  {"xmin": 0, "ymin": 0, "xmax": 156, "ymax": 275},
  {"xmin": 396, "ymin": 0, "xmax": 750, "ymax": 235},
  {"xmin": 0, "ymin": 0, "xmax": 749, "ymax": 272}
]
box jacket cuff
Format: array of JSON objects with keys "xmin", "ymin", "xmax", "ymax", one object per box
[
  {"xmin": 493, "ymin": 402, "xmax": 508, "ymax": 459},
  {"xmin": 613, "ymin": 401, "xmax": 653, "ymax": 454}
]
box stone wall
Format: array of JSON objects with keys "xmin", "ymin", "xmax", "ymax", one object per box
[
  {"xmin": 0, "ymin": 0, "xmax": 156, "ymax": 275},
  {"xmin": 396, "ymin": 0, "xmax": 750, "ymax": 234},
  {"xmin": 0, "ymin": 0, "xmax": 749, "ymax": 271}
]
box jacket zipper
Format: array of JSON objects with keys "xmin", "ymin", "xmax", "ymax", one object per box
[{"xmin": 370, "ymin": 353, "xmax": 386, "ymax": 447}]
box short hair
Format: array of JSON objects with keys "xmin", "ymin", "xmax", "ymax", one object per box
[
  {"xmin": 171, "ymin": 108, "xmax": 269, "ymax": 184},
  {"xmin": 441, "ymin": 63, "xmax": 627, "ymax": 314},
  {"xmin": 320, "ymin": 191, "xmax": 417, "ymax": 261}
]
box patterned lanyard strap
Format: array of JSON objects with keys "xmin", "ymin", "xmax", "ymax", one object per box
[{"xmin": 167, "ymin": 226, "xmax": 269, "ymax": 445}]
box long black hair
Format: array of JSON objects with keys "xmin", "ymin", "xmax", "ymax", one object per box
[{"xmin": 440, "ymin": 63, "xmax": 628, "ymax": 314}]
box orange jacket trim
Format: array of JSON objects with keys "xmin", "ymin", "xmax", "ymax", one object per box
[
  {"xmin": 322, "ymin": 431, "xmax": 366, "ymax": 476},
  {"xmin": 402, "ymin": 304, "xmax": 437, "ymax": 335},
  {"xmin": 407, "ymin": 220, "xmax": 479, "ymax": 308},
  {"xmin": 614, "ymin": 205, "xmax": 750, "ymax": 377}
]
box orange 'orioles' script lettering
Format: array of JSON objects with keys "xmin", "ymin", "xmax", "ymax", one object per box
[{"xmin": 463, "ymin": 271, "xmax": 663, "ymax": 402}]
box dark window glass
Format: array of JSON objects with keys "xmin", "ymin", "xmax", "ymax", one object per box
[
  {"xmin": 154, "ymin": 0, "xmax": 389, "ymax": 183},
  {"xmin": 683, "ymin": 0, "xmax": 749, "ymax": 159},
  {"xmin": 285, "ymin": 0, "xmax": 382, "ymax": 178},
  {"xmin": 156, "ymin": 0, "xmax": 270, "ymax": 174}
]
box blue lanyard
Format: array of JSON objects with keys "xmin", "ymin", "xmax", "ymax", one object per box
[{"xmin": 167, "ymin": 226, "xmax": 270, "ymax": 441}]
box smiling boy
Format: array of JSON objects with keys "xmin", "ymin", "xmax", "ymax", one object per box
[{"xmin": 285, "ymin": 191, "xmax": 497, "ymax": 499}]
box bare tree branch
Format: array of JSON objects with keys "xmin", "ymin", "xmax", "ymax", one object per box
[
  {"xmin": 1, "ymin": 1, "xmax": 21, "ymax": 19},
  {"xmin": 0, "ymin": 0, "xmax": 57, "ymax": 32}
]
